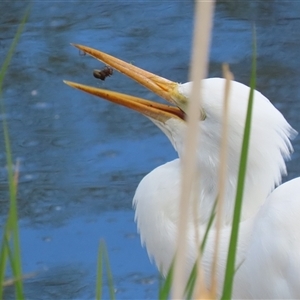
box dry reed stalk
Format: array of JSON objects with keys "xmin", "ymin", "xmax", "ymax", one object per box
[
  {"xmin": 13, "ymin": 159, "xmax": 20, "ymax": 192},
  {"xmin": 172, "ymin": 1, "xmax": 215, "ymax": 299},
  {"xmin": 209, "ymin": 64, "xmax": 234, "ymax": 298},
  {"xmin": 3, "ymin": 272, "xmax": 36, "ymax": 287}
]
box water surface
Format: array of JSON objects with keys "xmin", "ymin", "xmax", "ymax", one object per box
[{"xmin": 1, "ymin": 1, "xmax": 300, "ymax": 299}]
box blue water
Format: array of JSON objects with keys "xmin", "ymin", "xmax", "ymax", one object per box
[{"xmin": 1, "ymin": 1, "xmax": 300, "ymax": 299}]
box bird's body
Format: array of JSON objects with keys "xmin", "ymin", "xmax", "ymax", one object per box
[
  {"xmin": 134, "ymin": 78, "xmax": 299, "ymax": 298},
  {"xmin": 135, "ymin": 161, "xmax": 300, "ymax": 298},
  {"xmin": 66, "ymin": 45, "xmax": 300, "ymax": 298},
  {"xmin": 234, "ymin": 177, "xmax": 300, "ymax": 298}
]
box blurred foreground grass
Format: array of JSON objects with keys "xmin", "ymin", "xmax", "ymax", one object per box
[{"xmin": 0, "ymin": 8, "xmax": 30, "ymax": 300}]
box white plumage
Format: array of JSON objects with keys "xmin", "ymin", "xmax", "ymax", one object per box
[
  {"xmin": 134, "ymin": 79, "xmax": 300, "ymax": 298},
  {"xmin": 66, "ymin": 45, "xmax": 300, "ymax": 298}
]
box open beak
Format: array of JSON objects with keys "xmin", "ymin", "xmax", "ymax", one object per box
[{"xmin": 64, "ymin": 44, "xmax": 186, "ymax": 122}]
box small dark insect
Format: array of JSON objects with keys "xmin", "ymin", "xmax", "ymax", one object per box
[{"xmin": 93, "ymin": 66, "xmax": 113, "ymax": 81}]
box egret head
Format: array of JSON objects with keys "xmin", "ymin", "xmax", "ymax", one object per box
[
  {"xmin": 172, "ymin": 79, "xmax": 296, "ymax": 221},
  {"xmin": 176, "ymin": 79, "xmax": 296, "ymax": 181},
  {"xmin": 65, "ymin": 44, "xmax": 296, "ymax": 222}
]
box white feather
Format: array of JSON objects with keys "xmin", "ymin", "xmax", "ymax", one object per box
[{"xmin": 133, "ymin": 78, "xmax": 299, "ymax": 298}]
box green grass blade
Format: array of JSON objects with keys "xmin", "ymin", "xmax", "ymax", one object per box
[
  {"xmin": 200, "ymin": 198, "xmax": 217, "ymax": 254},
  {"xmin": 184, "ymin": 198, "xmax": 217, "ymax": 299},
  {"xmin": 102, "ymin": 242, "xmax": 115, "ymax": 300},
  {"xmin": 221, "ymin": 31, "xmax": 256, "ymax": 300},
  {"xmin": 4, "ymin": 234, "xmax": 22, "ymax": 290},
  {"xmin": 96, "ymin": 241, "xmax": 104, "ymax": 300},
  {"xmin": 96, "ymin": 240, "xmax": 115, "ymax": 300},
  {"xmin": 0, "ymin": 7, "xmax": 30, "ymax": 299},
  {"xmin": 0, "ymin": 7, "xmax": 30, "ymax": 87},
  {"xmin": 184, "ymin": 264, "xmax": 197, "ymax": 300},
  {"xmin": 0, "ymin": 234, "xmax": 9, "ymax": 296},
  {"xmin": 159, "ymin": 261, "xmax": 174, "ymax": 300},
  {"xmin": 159, "ymin": 198, "xmax": 217, "ymax": 300}
]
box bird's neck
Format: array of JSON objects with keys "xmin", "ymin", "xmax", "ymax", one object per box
[
  {"xmin": 195, "ymin": 137, "xmax": 288, "ymax": 225},
  {"xmin": 133, "ymin": 158, "xmax": 255, "ymax": 279}
]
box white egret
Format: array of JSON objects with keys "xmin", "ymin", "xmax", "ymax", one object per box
[{"xmin": 65, "ymin": 44, "xmax": 300, "ymax": 298}]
